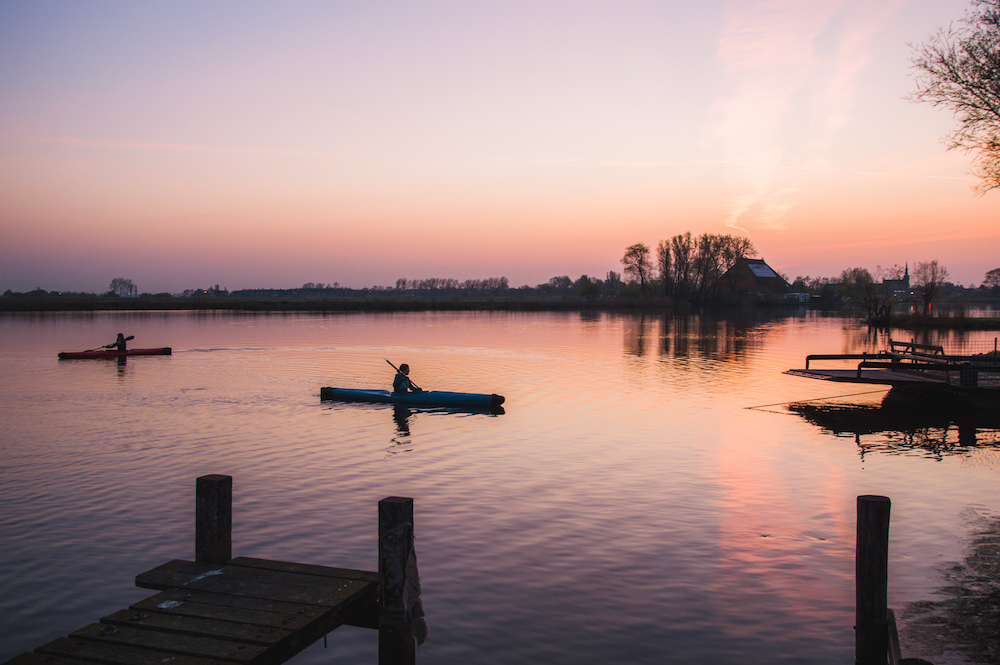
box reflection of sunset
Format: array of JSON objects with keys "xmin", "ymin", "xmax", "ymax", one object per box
[
  {"xmin": 2, "ymin": 311, "xmax": 998, "ymax": 663},
  {"xmin": 710, "ymin": 420, "xmax": 856, "ymax": 641}
]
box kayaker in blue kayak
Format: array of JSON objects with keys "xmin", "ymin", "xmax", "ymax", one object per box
[{"xmin": 392, "ymin": 363, "xmax": 423, "ymax": 394}]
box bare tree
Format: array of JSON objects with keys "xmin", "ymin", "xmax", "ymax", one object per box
[
  {"xmin": 913, "ymin": 260, "xmax": 951, "ymax": 312},
  {"xmin": 910, "ymin": 0, "xmax": 1000, "ymax": 192},
  {"xmin": 669, "ymin": 232, "xmax": 695, "ymax": 298},
  {"xmin": 109, "ymin": 277, "xmax": 137, "ymax": 296},
  {"xmin": 621, "ymin": 243, "xmax": 652, "ymax": 295},
  {"xmin": 656, "ymin": 240, "xmax": 672, "ymax": 296},
  {"xmin": 604, "ymin": 270, "xmax": 622, "ymax": 296},
  {"xmin": 690, "ymin": 234, "xmax": 756, "ymax": 303},
  {"xmin": 984, "ymin": 267, "xmax": 1000, "ymax": 287},
  {"xmin": 840, "ymin": 267, "xmax": 893, "ymax": 324}
]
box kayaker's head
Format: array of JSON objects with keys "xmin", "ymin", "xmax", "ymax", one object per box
[
  {"xmin": 116, "ymin": 333, "xmax": 125, "ymax": 341},
  {"xmin": 399, "ymin": 363, "xmax": 410, "ymax": 375}
]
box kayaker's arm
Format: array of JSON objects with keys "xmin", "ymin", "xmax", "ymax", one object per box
[{"xmin": 385, "ymin": 359, "xmax": 423, "ymax": 392}]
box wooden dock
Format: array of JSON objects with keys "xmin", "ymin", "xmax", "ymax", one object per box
[
  {"xmin": 786, "ymin": 339, "xmax": 1000, "ymax": 409},
  {"xmin": 2, "ymin": 475, "xmax": 422, "ymax": 665}
]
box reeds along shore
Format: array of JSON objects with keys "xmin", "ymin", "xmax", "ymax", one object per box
[
  {"xmin": 3, "ymin": 291, "xmax": 1000, "ymax": 327},
  {"xmin": 0, "ymin": 292, "xmax": 657, "ymax": 312}
]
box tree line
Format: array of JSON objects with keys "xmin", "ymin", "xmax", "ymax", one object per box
[
  {"xmin": 393, "ymin": 276, "xmax": 510, "ymax": 292},
  {"xmin": 5, "ymin": 258, "xmax": 999, "ymax": 315},
  {"xmin": 620, "ymin": 232, "xmax": 757, "ymax": 304}
]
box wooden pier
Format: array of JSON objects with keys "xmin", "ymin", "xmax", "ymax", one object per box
[
  {"xmin": 786, "ymin": 339, "xmax": 1000, "ymax": 409},
  {"xmin": 3, "ymin": 475, "xmax": 422, "ymax": 665}
]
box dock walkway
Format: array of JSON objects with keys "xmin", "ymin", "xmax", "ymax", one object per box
[
  {"xmin": 3, "ymin": 476, "xmax": 420, "ymax": 665},
  {"xmin": 785, "ymin": 338, "xmax": 1000, "ymax": 409}
]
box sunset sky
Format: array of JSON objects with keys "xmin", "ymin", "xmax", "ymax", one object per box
[{"xmin": 2, "ymin": 0, "xmax": 998, "ymax": 293}]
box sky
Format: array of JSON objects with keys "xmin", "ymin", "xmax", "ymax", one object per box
[{"xmin": 1, "ymin": 0, "xmax": 998, "ymax": 293}]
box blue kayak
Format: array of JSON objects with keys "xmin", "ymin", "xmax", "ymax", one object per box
[{"xmin": 320, "ymin": 387, "xmax": 504, "ymax": 412}]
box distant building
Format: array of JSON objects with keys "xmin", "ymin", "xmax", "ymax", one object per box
[
  {"xmin": 882, "ymin": 264, "xmax": 911, "ymax": 299},
  {"xmin": 720, "ymin": 257, "xmax": 794, "ymax": 297}
]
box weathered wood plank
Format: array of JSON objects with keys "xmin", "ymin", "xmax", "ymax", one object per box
[
  {"xmin": 101, "ymin": 608, "xmax": 295, "ymax": 646},
  {"xmin": 230, "ymin": 557, "xmax": 377, "ymax": 583},
  {"xmin": 2, "ymin": 652, "xmax": 91, "ymax": 665},
  {"xmin": 68, "ymin": 623, "xmax": 267, "ymax": 664},
  {"xmin": 132, "ymin": 590, "xmax": 326, "ymax": 630},
  {"xmin": 856, "ymin": 495, "xmax": 891, "ymax": 665},
  {"xmin": 196, "ymin": 475, "xmax": 232, "ymax": 564},
  {"xmin": 35, "ymin": 636, "xmax": 223, "ymax": 665},
  {"xmin": 137, "ymin": 587, "xmax": 328, "ymax": 618},
  {"xmin": 135, "ymin": 560, "xmax": 373, "ymax": 608}
]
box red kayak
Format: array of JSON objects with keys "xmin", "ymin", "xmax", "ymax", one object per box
[{"xmin": 58, "ymin": 347, "xmax": 172, "ymax": 360}]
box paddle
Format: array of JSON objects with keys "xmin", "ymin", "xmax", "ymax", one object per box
[
  {"xmin": 384, "ymin": 358, "xmax": 423, "ymax": 392},
  {"xmin": 85, "ymin": 335, "xmax": 134, "ymax": 352}
]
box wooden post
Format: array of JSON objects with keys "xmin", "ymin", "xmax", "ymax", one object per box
[
  {"xmin": 856, "ymin": 495, "xmax": 891, "ymax": 665},
  {"xmin": 379, "ymin": 497, "xmax": 416, "ymax": 665},
  {"xmin": 196, "ymin": 474, "xmax": 232, "ymax": 564}
]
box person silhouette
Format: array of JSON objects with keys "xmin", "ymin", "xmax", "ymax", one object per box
[{"xmin": 392, "ymin": 363, "xmax": 423, "ymax": 393}]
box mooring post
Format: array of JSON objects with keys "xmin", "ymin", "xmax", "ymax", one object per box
[
  {"xmin": 196, "ymin": 474, "xmax": 232, "ymax": 564},
  {"xmin": 379, "ymin": 496, "xmax": 417, "ymax": 665},
  {"xmin": 856, "ymin": 495, "xmax": 891, "ymax": 665}
]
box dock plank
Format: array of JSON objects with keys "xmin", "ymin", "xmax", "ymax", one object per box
[
  {"xmin": 68, "ymin": 624, "xmax": 267, "ymax": 664},
  {"xmin": 132, "ymin": 590, "xmax": 326, "ymax": 631},
  {"xmin": 784, "ymin": 368, "xmax": 948, "ymax": 385},
  {"xmin": 35, "ymin": 635, "xmax": 225, "ymax": 665},
  {"xmin": 230, "ymin": 557, "xmax": 377, "ymax": 583},
  {"xmin": 135, "ymin": 560, "xmax": 373, "ymax": 608},
  {"xmin": 4, "ymin": 652, "xmax": 91, "ymax": 665},
  {"xmin": 101, "ymin": 608, "xmax": 295, "ymax": 647}
]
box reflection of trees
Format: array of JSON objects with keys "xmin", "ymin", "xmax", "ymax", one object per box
[
  {"xmin": 788, "ymin": 398, "xmax": 1000, "ymax": 461},
  {"xmin": 621, "ymin": 311, "xmax": 768, "ymax": 361},
  {"xmin": 901, "ymin": 510, "xmax": 1000, "ymax": 664},
  {"xmin": 850, "ymin": 325, "xmax": 993, "ymax": 358},
  {"xmin": 622, "ymin": 313, "xmax": 652, "ymax": 357}
]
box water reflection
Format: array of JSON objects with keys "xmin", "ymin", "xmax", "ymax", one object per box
[
  {"xmin": 900, "ymin": 509, "xmax": 1000, "ymax": 664},
  {"xmin": 788, "ymin": 394, "xmax": 1000, "ymax": 460},
  {"xmin": 393, "ymin": 406, "xmax": 413, "ymax": 437},
  {"xmin": 4, "ymin": 310, "xmax": 999, "ymax": 665},
  {"xmin": 618, "ymin": 310, "xmax": 799, "ymax": 361},
  {"xmin": 320, "ymin": 400, "xmax": 504, "ymax": 452}
]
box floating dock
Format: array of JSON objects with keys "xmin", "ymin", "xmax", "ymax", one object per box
[
  {"xmin": 786, "ymin": 339, "xmax": 1000, "ymax": 409},
  {"xmin": 3, "ymin": 475, "xmax": 422, "ymax": 665}
]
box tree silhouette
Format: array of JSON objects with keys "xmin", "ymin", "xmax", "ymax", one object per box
[
  {"xmin": 109, "ymin": 277, "xmax": 137, "ymax": 296},
  {"xmin": 911, "ymin": 0, "xmax": 1000, "ymax": 192},
  {"xmin": 621, "ymin": 243, "xmax": 652, "ymax": 295}
]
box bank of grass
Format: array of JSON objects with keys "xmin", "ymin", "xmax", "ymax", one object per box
[
  {"xmin": 0, "ymin": 292, "xmax": 676, "ymax": 313},
  {"xmin": 888, "ymin": 313, "xmax": 1000, "ymax": 330},
  {"xmin": 5, "ymin": 293, "xmax": 1000, "ymax": 325}
]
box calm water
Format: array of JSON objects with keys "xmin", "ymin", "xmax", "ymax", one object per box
[{"xmin": 1, "ymin": 311, "xmax": 997, "ymax": 664}]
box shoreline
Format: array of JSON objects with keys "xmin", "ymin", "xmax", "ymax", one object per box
[{"xmin": 2, "ymin": 294, "xmax": 1000, "ymax": 329}]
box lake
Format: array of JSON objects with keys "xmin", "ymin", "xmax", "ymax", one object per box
[{"xmin": 1, "ymin": 310, "xmax": 997, "ymax": 665}]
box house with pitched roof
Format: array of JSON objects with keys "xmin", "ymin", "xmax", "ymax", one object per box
[{"xmin": 719, "ymin": 257, "xmax": 801, "ymax": 300}]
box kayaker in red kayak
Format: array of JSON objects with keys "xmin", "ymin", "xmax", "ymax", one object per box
[
  {"xmin": 113, "ymin": 333, "xmax": 128, "ymax": 352},
  {"xmin": 392, "ymin": 363, "xmax": 424, "ymax": 394}
]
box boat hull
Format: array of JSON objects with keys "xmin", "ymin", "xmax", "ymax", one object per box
[
  {"xmin": 320, "ymin": 387, "xmax": 504, "ymax": 412},
  {"xmin": 58, "ymin": 347, "xmax": 172, "ymax": 359}
]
